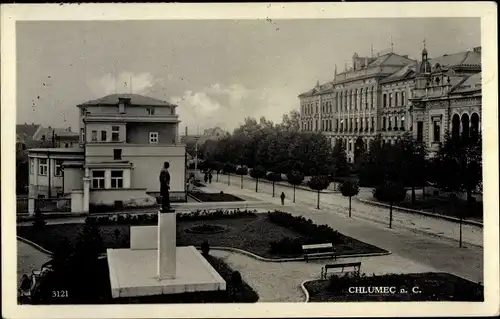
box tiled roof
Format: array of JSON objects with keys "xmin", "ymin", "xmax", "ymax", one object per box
[
  {"xmin": 34, "ymin": 127, "xmax": 79, "ymax": 140},
  {"xmin": 430, "ymin": 50, "xmax": 481, "ymax": 68},
  {"xmin": 78, "ymin": 94, "xmax": 176, "ymax": 107},
  {"xmin": 16, "ymin": 124, "xmax": 40, "ymax": 139},
  {"xmin": 381, "ymin": 64, "xmax": 417, "ymax": 83},
  {"xmin": 450, "ymin": 72, "xmax": 481, "ymax": 94}
]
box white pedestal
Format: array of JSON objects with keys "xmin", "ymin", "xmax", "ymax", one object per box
[
  {"xmin": 157, "ymin": 211, "xmax": 176, "ymax": 280},
  {"xmin": 28, "ymin": 198, "xmax": 35, "ymax": 216}
]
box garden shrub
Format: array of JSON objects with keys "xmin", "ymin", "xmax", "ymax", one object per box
[
  {"xmin": 266, "ymin": 172, "xmax": 282, "ymax": 182},
  {"xmin": 201, "ymin": 240, "xmax": 210, "ymax": 257},
  {"xmin": 267, "ymin": 211, "xmax": 342, "ymax": 245}
]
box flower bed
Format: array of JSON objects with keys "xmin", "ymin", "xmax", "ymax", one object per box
[
  {"xmin": 87, "ymin": 209, "xmax": 257, "ymax": 226},
  {"xmin": 17, "ymin": 210, "xmax": 386, "ymax": 259},
  {"xmin": 185, "ymin": 224, "xmax": 229, "ymax": 234},
  {"xmin": 304, "ymin": 272, "xmax": 483, "ymax": 302}
]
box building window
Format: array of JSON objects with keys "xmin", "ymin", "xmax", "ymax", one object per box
[
  {"xmin": 395, "ymin": 92, "xmax": 399, "ymax": 106},
  {"xmin": 149, "ymin": 132, "xmax": 159, "ymax": 144},
  {"xmin": 401, "ymin": 116, "xmax": 405, "ymax": 130},
  {"xmin": 64, "ymin": 143, "xmax": 69, "ymax": 148},
  {"xmin": 147, "ymin": 108, "xmax": 156, "ymax": 115},
  {"xmin": 389, "ymin": 93, "xmax": 393, "ymax": 107},
  {"xmin": 383, "ymin": 94, "xmax": 387, "ymax": 107},
  {"xmin": 30, "ymin": 158, "xmax": 34, "ymax": 175},
  {"xmin": 433, "ymin": 120, "xmax": 441, "ymax": 142},
  {"xmin": 54, "ymin": 160, "xmax": 63, "ymax": 177},
  {"xmin": 113, "ymin": 149, "xmax": 122, "ymax": 160},
  {"xmin": 91, "ymin": 130, "xmax": 97, "ymax": 142},
  {"xmin": 39, "ymin": 158, "xmax": 48, "ymax": 176},
  {"xmin": 382, "ymin": 117, "xmax": 386, "ymax": 130},
  {"xmin": 101, "ymin": 130, "xmax": 107, "ymax": 142},
  {"xmin": 91, "ymin": 170, "xmax": 105, "ymax": 189},
  {"xmin": 417, "ymin": 121, "xmax": 424, "ymax": 142},
  {"xmin": 111, "ymin": 170, "xmax": 124, "ymax": 188},
  {"xmin": 402, "ymin": 91, "xmax": 406, "ymax": 105},
  {"xmin": 111, "ymin": 126, "xmax": 120, "ymax": 142}
]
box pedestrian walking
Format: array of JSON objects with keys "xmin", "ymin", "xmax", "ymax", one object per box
[
  {"xmin": 208, "ymin": 172, "xmax": 213, "ymax": 184},
  {"xmin": 280, "ymin": 192, "xmax": 285, "ymax": 205},
  {"xmin": 204, "ymin": 173, "xmax": 208, "ymax": 183}
]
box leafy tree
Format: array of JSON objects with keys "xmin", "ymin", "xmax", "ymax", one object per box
[
  {"xmin": 433, "ymin": 132, "xmax": 482, "ymax": 247},
  {"xmin": 434, "ymin": 132, "xmax": 482, "ymax": 202},
  {"xmin": 277, "ymin": 110, "xmax": 301, "ymax": 132},
  {"xmin": 223, "ymin": 162, "xmax": 236, "ymax": 185},
  {"xmin": 395, "ymin": 133, "xmax": 428, "ymax": 204},
  {"xmin": 340, "ymin": 180, "xmax": 360, "ymax": 218},
  {"xmin": 250, "ymin": 165, "xmax": 266, "ymax": 192},
  {"xmin": 235, "ymin": 166, "xmax": 248, "ymax": 189},
  {"xmin": 373, "ymin": 181, "xmax": 407, "ymax": 228},
  {"xmin": 266, "ymin": 172, "xmax": 282, "ymax": 197},
  {"xmin": 332, "ymin": 140, "xmax": 350, "ymax": 184},
  {"xmin": 308, "ymin": 175, "xmax": 331, "ymax": 209},
  {"xmin": 286, "ymin": 170, "xmax": 305, "ymax": 203},
  {"xmin": 353, "ymin": 137, "xmax": 366, "ymax": 172},
  {"xmin": 359, "ymin": 135, "xmax": 391, "ymax": 187}
]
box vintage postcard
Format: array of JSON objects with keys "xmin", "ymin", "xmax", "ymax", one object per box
[{"xmin": 1, "ymin": 2, "xmax": 498, "ymax": 318}]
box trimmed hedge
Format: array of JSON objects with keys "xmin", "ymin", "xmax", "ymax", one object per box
[
  {"xmin": 87, "ymin": 209, "xmax": 257, "ymax": 226},
  {"xmin": 267, "ymin": 211, "xmax": 343, "ymax": 254}
]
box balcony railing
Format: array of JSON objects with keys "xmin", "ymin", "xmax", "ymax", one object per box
[{"xmin": 84, "ymin": 113, "xmax": 179, "ymax": 123}]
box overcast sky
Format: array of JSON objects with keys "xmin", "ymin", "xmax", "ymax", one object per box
[{"xmin": 17, "ymin": 18, "xmax": 480, "ymax": 133}]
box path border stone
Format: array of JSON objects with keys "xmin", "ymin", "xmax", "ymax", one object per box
[
  {"xmin": 300, "ymin": 280, "xmax": 312, "ymax": 302},
  {"xmin": 356, "ymin": 198, "xmax": 483, "ymax": 227}
]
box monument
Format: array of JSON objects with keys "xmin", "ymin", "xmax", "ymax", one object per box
[{"xmin": 106, "ymin": 162, "xmax": 226, "ymax": 299}]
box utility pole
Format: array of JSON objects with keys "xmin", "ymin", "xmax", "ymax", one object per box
[
  {"xmin": 194, "ymin": 125, "xmax": 199, "ymax": 173},
  {"xmin": 48, "ymin": 129, "xmax": 55, "ymax": 198}
]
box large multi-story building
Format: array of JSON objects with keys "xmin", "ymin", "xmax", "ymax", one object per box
[
  {"xmin": 298, "ymin": 46, "xmax": 482, "ymax": 161},
  {"xmin": 299, "ymin": 51, "xmax": 416, "ymax": 162},
  {"xmin": 27, "ymin": 93, "xmax": 187, "ymax": 214}
]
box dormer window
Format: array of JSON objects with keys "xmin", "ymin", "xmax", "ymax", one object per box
[{"xmin": 147, "ymin": 108, "xmax": 155, "ymax": 115}]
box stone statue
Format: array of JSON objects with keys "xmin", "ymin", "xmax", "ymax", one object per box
[{"xmin": 159, "ymin": 161, "xmax": 172, "ymax": 212}]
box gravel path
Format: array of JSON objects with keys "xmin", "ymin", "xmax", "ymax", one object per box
[{"xmin": 211, "ymin": 249, "xmax": 439, "ymax": 302}]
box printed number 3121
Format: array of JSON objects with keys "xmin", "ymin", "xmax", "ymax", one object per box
[{"xmin": 52, "ymin": 290, "xmax": 68, "ymax": 298}]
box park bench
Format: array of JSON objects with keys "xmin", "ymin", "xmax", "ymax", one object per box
[
  {"xmin": 302, "ymin": 243, "xmax": 336, "ymax": 262},
  {"xmin": 320, "ymin": 262, "xmax": 362, "ymax": 279}
]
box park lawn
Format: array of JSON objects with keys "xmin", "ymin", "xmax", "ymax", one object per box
[
  {"xmin": 373, "ymin": 195, "xmax": 483, "ymax": 222},
  {"xmin": 17, "ymin": 215, "xmax": 386, "ymax": 259},
  {"xmin": 304, "ymin": 272, "xmax": 483, "ymax": 302}
]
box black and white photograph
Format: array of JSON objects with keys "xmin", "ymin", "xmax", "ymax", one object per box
[{"xmin": 2, "ymin": 2, "xmax": 498, "ymax": 318}]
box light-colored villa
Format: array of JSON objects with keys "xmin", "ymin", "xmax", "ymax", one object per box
[{"xmin": 27, "ymin": 94, "xmax": 187, "ymax": 214}]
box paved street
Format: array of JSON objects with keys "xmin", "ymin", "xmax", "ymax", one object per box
[
  {"xmin": 206, "ymin": 179, "xmax": 483, "ymax": 284},
  {"xmin": 210, "ymin": 173, "xmax": 483, "ymax": 248}
]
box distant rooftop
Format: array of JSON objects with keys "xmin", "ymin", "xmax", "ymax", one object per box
[
  {"xmin": 16, "ymin": 123, "xmax": 41, "ymax": 139},
  {"xmin": 28, "ymin": 147, "xmax": 84, "ymax": 153},
  {"xmin": 78, "ymin": 94, "xmax": 177, "ymax": 108}
]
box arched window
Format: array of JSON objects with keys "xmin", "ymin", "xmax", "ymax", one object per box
[
  {"xmin": 451, "ymin": 114, "xmax": 460, "ymax": 140},
  {"xmin": 471, "ymin": 113, "xmax": 480, "ymax": 140},
  {"xmin": 461, "ymin": 113, "xmax": 470, "ymax": 139}
]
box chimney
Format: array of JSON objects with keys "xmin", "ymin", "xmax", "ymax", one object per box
[{"xmin": 118, "ymin": 97, "xmax": 131, "ymax": 113}]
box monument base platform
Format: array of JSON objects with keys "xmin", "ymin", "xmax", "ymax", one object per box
[{"xmin": 107, "ymin": 246, "xmax": 226, "ymax": 298}]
